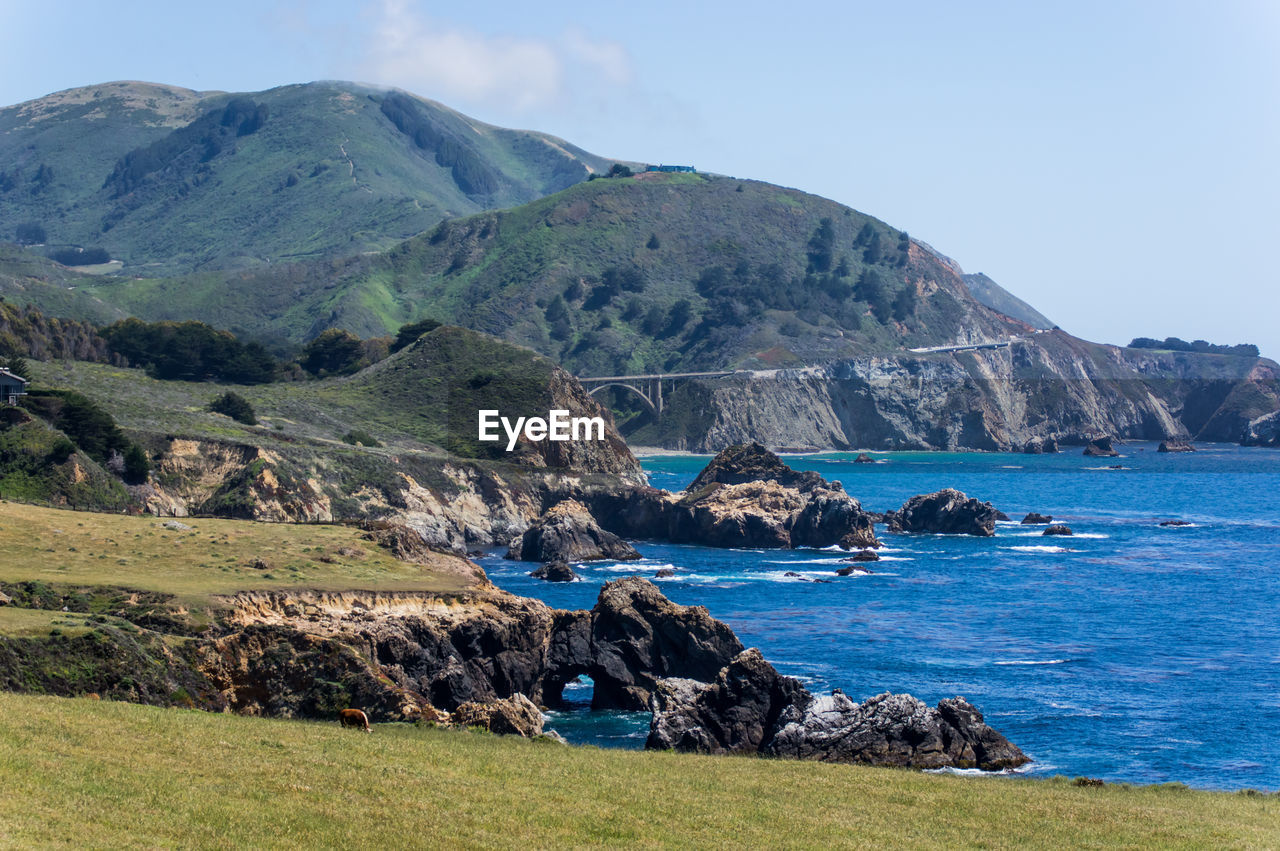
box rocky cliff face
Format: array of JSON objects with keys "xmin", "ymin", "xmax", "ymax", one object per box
[
  {"xmin": 651, "ymin": 334, "xmax": 1280, "ymax": 451},
  {"xmin": 647, "ymin": 648, "xmax": 1028, "ymax": 771}
]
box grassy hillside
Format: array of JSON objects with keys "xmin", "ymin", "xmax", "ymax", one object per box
[
  {"xmin": 0, "ymin": 499, "xmax": 476, "ymax": 611},
  {"xmin": 0, "ymin": 244, "xmax": 130, "ymax": 325},
  {"xmin": 0, "ymin": 81, "xmax": 614, "ymax": 275},
  {"xmin": 74, "ymin": 174, "xmax": 1021, "ymax": 372},
  {"xmin": 26, "ymin": 325, "xmax": 600, "ymax": 462},
  {"xmin": 1, "ymin": 693, "xmax": 1275, "ymax": 848}
]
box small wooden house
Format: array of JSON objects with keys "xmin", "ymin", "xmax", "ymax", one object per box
[{"xmin": 0, "ymin": 368, "xmax": 28, "ymax": 405}]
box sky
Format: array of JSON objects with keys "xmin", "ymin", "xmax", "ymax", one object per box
[{"xmin": 2, "ymin": 0, "xmax": 1277, "ymax": 357}]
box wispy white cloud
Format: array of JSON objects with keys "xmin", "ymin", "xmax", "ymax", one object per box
[{"xmin": 360, "ymin": 1, "xmax": 634, "ymax": 114}]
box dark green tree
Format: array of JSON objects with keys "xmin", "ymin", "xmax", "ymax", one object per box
[
  {"xmin": 300, "ymin": 329, "xmax": 364, "ymax": 376},
  {"xmin": 208, "ymin": 391, "xmax": 257, "ymax": 425},
  {"xmin": 391, "ymin": 318, "xmax": 442, "ymax": 353}
]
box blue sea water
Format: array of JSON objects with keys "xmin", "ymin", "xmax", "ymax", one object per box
[{"xmin": 478, "ymin": 443, "xmax": 1280, "ymax": 791}]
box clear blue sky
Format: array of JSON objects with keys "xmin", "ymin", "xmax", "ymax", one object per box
[{"xmin": 3, "ymin": 0, "xmax": 1277, "ymax": 357}]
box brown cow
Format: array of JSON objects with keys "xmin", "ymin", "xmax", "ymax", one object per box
[{"xmin": 338, "ymin": 708, "xmax": 371, "ymax": 732}]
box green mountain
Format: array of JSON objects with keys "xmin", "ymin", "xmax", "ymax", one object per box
[
  {"xmin": 0, "ymin": 81, "xmax": 614, "ymax": 275},
  {"xmin": 63, "ymin": 173, "xmax": 1021, "ymax": 373},
  {"xmin": 962, "ymin": 273, "xmax": 1055, "ymax": 330}
]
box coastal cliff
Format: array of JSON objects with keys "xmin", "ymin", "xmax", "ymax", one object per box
[{"xmin": 639, "ymin": 333, "xmax": 1280, "ymax": 451}]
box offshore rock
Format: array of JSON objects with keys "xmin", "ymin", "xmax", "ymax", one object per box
[
  {"xmin": 452, "ymin": 693, "xmax": 543, "ymax": 736},
  {"xmin": 1157, "ymin": 440, "xmax": 1196, "ymax": 453},
  {"xmin": 1042, "ymin": 524, "xmax": 1073, "ymax": 536},
  {"xmin": 853, "ymin": 452, "xmax": 876, "ymax": 463},
  {"xmin": 646, "ymin": 649, "xmax": 1028, "ymax": 771},
  {"xmin": 1023, "ymin": 437, "xmax": 1060, "ymax": 454},
  {"xmin": 888, "ymin": 488, "xmax": 1001, "ymax": 537},
  {"xmin": 530, "ymin": 561, "xmax": 577, "ymax": 582},
  {"xmin": 687, "ymin": 443, "xmax": 825, "ymax": 492},
  {"xmin": 666, "ymin": 445, "xmax": 879, "ymax": 550},
  {"xmin": 506, "ymin": 499, "xmax": 640, "ymax": 563},
  {"xmin": 1083, "ymin": 435, "xmax": 1120, "ymax": 457},
  {"xmin": 1021, "ymin": 512, "xmax": 1053, "ymax": 525}
]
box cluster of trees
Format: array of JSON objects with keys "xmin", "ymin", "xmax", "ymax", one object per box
[
  {"xmin": 1128, "ymin": 337, "xmax": 1259, "ymax": 357},
  {"xmin": 100, "ymin": 319, "xmax": 279, "ymax": 384},
  {"xmin": 587, "ymin": 163, "xmax": 634, "ymax": 181},
  {"xmin": 103, "ymin": 99, "xmax": 268, "ymax": 198},
  {"xmin": 0, "ymin": 302, "xmax": 110, "ymax": 364},
  {"xmin": 48, "ymin": 247, "xmax": 110, "ymax": 266},
  {"xmin": 13, "ymin": 222, "xmax": 45, "ymax": 244},
  {"xmin": 21, "ymin": 390, "xmax": 148, "ymax": 483},
  {"xmin": 380, "ymin": 93, "xmax": 499, "ymax": 196}
]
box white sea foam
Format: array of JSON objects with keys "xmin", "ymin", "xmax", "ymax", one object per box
[
  {"xmin": 1005, "ymin": 545, "xmax": 1075, "ymax": 553},
  {"xmin": 924, "ymin": 764, "xmax": 1034, "ymax": 777},
  {"xmin": 994, "ymin": 659, "xmax": 1069, "ymax": 666},
  {"xmin": 1070, "ymin": 532, "xmax": 1109, "ymax": 539}
]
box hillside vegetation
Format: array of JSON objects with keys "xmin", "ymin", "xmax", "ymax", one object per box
[
  {"xmin": 0, "ymin": 81, "xmax": 614, "ymax": 275},
  {"xmin": 71, "ymin": 174, "xmax": 1020, "ymax": 373},
  {"xmin": 1, "ymin": 693, "xmax": 1276, "ymax": 848}
]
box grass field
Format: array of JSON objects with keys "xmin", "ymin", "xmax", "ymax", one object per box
[
  {"xmin": 0, "ymin": 693, "xmax": 1275, "ymax": 849},
  {"xmin": 0, "ymin": 499, "xmax": 479, "ymax": 616}
]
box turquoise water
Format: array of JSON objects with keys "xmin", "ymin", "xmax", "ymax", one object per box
[{"xmin": 480, "ymin": 443, "xmax": 1280, "ymax": 790}]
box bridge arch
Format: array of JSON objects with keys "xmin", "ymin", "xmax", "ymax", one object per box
[{"xmin": 586, "ymin": 382, "xmax": 658, "ymax": 414}]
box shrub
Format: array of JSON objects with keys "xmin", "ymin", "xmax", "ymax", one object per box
[
  {"xmin": 208, "ymin": 391, "xmax": 257, "ymax": 425},
  {"xmin": 391, "ymin": 318, "xmax": 442, "ymax": 353},
  {"xmin": 341, "ymin": 430, "xmax": 381, "ymax": 448}
]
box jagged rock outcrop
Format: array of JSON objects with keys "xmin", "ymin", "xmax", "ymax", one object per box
[
  {"xmin": 647, "ymin": 649, "xmax": 1028, "ymax": 771},
  {"xmin": 591, "ymin": 445, "xmax": 878, "ymax": 550},
  {"xmin": 1023, "ymin": 437, "xmax": 1059, "ymax": 454},
  {"xmin": 1083, "ymin": 436, "xmax": 1120, "ymax": 457},
  {"xmin": 687, "ymin": 443, "xmax": 826, "ymax": 491},
  {"xmin": 505, "ymin": 499, "xmax": 640, "ymax": 563},
  {"xmin": 1043, "ymin": 524, "xmax": 1073, "ymax": 536},
  {"xmin": 452, "ymin": 694, "xmax": 543, "ymax": 736},
  {"xmin": 1158, "ymin": 440, "xmax": 1195, "ymax": 453},
  {"xmin": 579, "ymin": 578, "xmax": 745, "ymax": 709},
  {"xmin": 530, "ymin": 561, "xmax": 577, "ymax": 582},
  {"xmin": 1243, "ymin": 410, "xmax": 1280, "ymax": 447},
  {"xmin": 888, "ymin": 488, "xmax": 1001, "ymax": 537},
  {"xmin": 1021, "ymin": 512, "xmax": 1052, "ymax": 525}
]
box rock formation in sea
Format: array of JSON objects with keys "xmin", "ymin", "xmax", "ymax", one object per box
[
  {"xmin": 587, "ymin": 444, "xmax": 880, "ymax": 551},
  {"xmin": 506, "ymin": 500, "xmax": 641, "ymax": 563},
  {"xmin": 1157, "ymin": 440, "xmax": 1196, "ymax": 453},
  {"xmin": 530, "ymin": 561, "xmax": 578, "ymax": 582},
  {"xmin": 647, "ymin": 649, "xmax": 1028, "ymax": 770},
  {"xmin": 1083, "ymin": 436, "xmax": 1120, "ymax": 457},
  {"xmin": 1042, "ymin": 524, "xmax": 1073, "ymax": 536},
  {"xmin": 888, "ymin": 488, "xmax": 1002, "ymax": 537},
  {"xmin": 1021, "ymin": 512, "xmax": 1053, "ymax": 525}
]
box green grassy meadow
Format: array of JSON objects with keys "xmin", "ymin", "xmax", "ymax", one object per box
[
  {"xmin": 0, "ymin": 693, "xmax": 1276, "ymax": 849},
  {"xmin": 0, "ymin": 499, "xmax": 478, "ymax": 617}
]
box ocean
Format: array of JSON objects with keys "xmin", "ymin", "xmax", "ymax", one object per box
[{"xmin": 478, "ymin": 442, "xmax": 1280, "ymax": 791}]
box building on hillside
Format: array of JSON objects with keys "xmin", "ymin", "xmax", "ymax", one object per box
[
  {"xmin": 646, "ymin": 164, "xmax": 697, "ymax": 173},
  {"xmin": 0, "ymin": 368, "xmax": 28, "ymax": 405}
]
